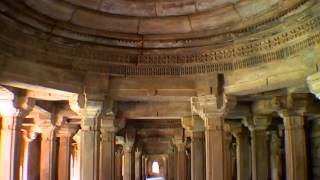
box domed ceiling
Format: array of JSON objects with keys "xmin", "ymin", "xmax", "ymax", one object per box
[{"xmin": 0, "ymin": 0, "xmax": 320, "ymax": 76}]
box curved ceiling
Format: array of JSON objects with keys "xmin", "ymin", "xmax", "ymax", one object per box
[{"xmin": 0, "ymin": 0, "xmax": 319, "ymax": 76}]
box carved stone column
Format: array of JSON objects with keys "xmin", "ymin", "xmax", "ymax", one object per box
[
  {"xmin": 115, "ymin": 147, "xmax": 123, "ymax": 180},
  {"xmin": 22, "ymin": 131, "xmax": 40, "ymax": 180},
  {"xmin": 40, "ymin": 125, "xmax": 58, "ymax": 180},
  {"xmin": 280, "ymin": 112, "xmax": 307, "ymax": 180},
  {"xmin": 99, "ymin": 129, "xmax": 117, "ymax": 180},
  {"xmin": 204, "ymin": 114, "xmax": 225, "ymax": 180},
  {"xmin": 0, "ymin": 92, "xmax": 34, "ymax": 180},
  {"xmin": 182, "ymin": 116, "xmax": 205, "ymax": 180},
  {"xmin": 229, "ymin": 123, "xmax": 251, "ymax": 180},
  {"xmin": 135, "ymin": 148, "xmax": 142, "ymax": 180},
  {"xmin": 269, "ymin": 130, "xmax": 283, "ymax": 180},
  {"xmin": 191, "ymin": 95, "xmax": 235, "ymax": 180},
  {"xmin": 167, "ymin": 148, "xmax": 175, "ymax": 180},
  {"xmin": 173, "ymin": 139, "xmax": 186, "ymax": 180},
  {"xmin": 123, "ymin": 144, "xmax": 133, "ymax": 180},
  {"xmin": 244, "ymin": 116, "xmax": 271, "ymax": 180},
  {"xmin": 224, "ymin": 131, "xmax": 233, "ymax": 180},
  {"xmin": 57, "ymin": 124, "xmax": 79, "ymax": 180},
  {"xmin": 79, "ymin": 124, "xmax": 100, "ymax": 180}
]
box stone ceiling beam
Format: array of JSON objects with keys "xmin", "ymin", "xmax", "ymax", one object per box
[{"xmin": 118, "ymin": 101, "xmax": 191, "ymax": 119}]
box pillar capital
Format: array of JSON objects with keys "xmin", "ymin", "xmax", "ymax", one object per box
[
  {"xmin": 307, "ymin": 72, "xmax": 320, "ymax": 99},
  {"xmin": 182, "ymin": 115, "xmax": 204, "ymax": 132},
  {"xmin": 243, "ymin": 116, "xmax": 271, "ymax": 131},
  {"xmin": 22, "ymin": 130, "xmax": 38, "ymax": 142},
  {"xmin": 56, "ymin": 124, "xmax": 80, "ymax": 138},
  {"xmin": 224, "ymin": 121, "xmax": 244, "ymax": 137},
  {"xmin": 191, "ymin": 95, "xmax": 236, "ymax": 123}
]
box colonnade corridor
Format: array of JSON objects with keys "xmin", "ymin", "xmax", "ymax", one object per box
[{"xmin": 1, "ymin": 85, "xmax": 320, "ymax": 180}]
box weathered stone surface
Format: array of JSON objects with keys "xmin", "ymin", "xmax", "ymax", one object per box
[
  {"xmin": 65, "ymin": 0, "xmax": 101, "ymax": 10},
  {"xmin": 190, "ymin": 5, "xmax": 241, "ymax": 31},
  {"xmin": 139, "ymin": 16, "xmax": 192, "ymax": 34},
  {"xmin": 99, "ymin": 0, "xmax": 156, "ymax": 16},
  {"xmin": 24, "ymin": 0, "xmax": 75, "ymax": 21},
  {"xmin": 156, "ymin": 0, "xmax": 196, "ymax": 16},
  {"xmin": 71, "ymin": 9, "xmax": 140, "ymax": 33}
]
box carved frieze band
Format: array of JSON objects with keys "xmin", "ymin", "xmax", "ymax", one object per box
[{"xmin": 0, "ymin": 12, "xmax": 320, "ymax": 76}]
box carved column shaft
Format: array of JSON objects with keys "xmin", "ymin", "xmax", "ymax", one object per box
[
  {"xmin": 40, "ymin": 127, "xmax": 57, "ymax": 180},
  {"xmin": 22, "ymin": 132, "xmax": 40, "ymax": 180},
  {"xmin": 233, "ymin": 130, "xmax": 251, "ymax": 180},
  {"xmin": 99, "ymin": 130, "xmax": 116, "ymax": 180},
  {"xmin": 57, "ymin": 125, "xmax": 79, "ymax": 180},
  {"xmin": 269, "ymin": 130, "xmax": 283, "ymax": 180},
  {"xmin": 79, "ymin": 127, "xmax": 100, "ymax": 180},
  {"xmin": 115, "ymin": 148, "xmax": 123, "ymax": 180},
  {"xmin": 224, "ymin": 132, "xmax": 233, "ymax": 180},
  {"xmin": 191, "ymin": 132, "xmax": 205, "ymax": 180},
  {"xmin": 123, "ymin": 146, "xmax": 133, "ymax": 180},
  {"xmin": 175, "ymin": 141, "xmax": 186, "ymax": 180},
  {"xmin": 282, "ymin": 114, "xmax": 307, "ymax": 180},
  {"xmin": 205, "ymin": 116, "xmax": 225, "ymax": 180},
  {"xmin": 135, "ymin": 150, "xmax": 141, "ymax": 180}
]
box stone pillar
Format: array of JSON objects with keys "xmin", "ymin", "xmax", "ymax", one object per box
[
  {"xmin": 204, "ymin": 115, "xmax": 225, "ymax": 180},
  {"xmin": 190, "ymin": 132, "xmax": 205, "ymax": 180},
  {"xmin": 115, "ymin": 147, "xmax": 123, "ymax": 180},
  {"xmin": 280, "ymin": 112, "xmax": 307, "ymax": 180},
  {"xmin": 224, "ymin": 131, "xmax": 233, "ymax": 180},
  {"xmin": 141, "ymin": 155, "xmax": 145, "ymax": 180},
  {"xmin": 22, "ymin": 131, "xmax": 40, "ymax": 180},
  {"xmin": 167, "ymin": 148, "xmax": 175, "ymax": 180},
  {"xmin": 40, "ymin": 126, "xmax": 58, "ymax": 180},
  {"xmin": 79, "ymin": 125, "xmax": 100, "ymax": 180},
  {"xmin": 72, "ymin": 133, "xmax": 81, "ymax": 180},
  {"xmin": 0, "ymin": 94, "xmax": 33, "ymax": 180},
  {"xmin": 244, "ymin": 116, "xmax": 271, "ymax": 180},
  {"xmin": 57, "ymin": 124, "xmax": 79, "ymax": 180},
  {"xmin": 123, "ymin": 145, "xmax": 133, "ymax": 180},
  {"xmin": 135, "ymin": 149, "xmax": 142, "ymax": 180},
  {"xmin": 269, "ymin": 130, "xmax": 283, "ymax": 180},
  {"xmin": 230, "ymin": 123, "xmax": 251, "ymax": 180},
  {"xmin": 99, "ymin": 130, "xmax": 116, "ymax": 180},
  {"xmin": 174, "ymin": 140, "xmax": 186, "ymax": 180}
]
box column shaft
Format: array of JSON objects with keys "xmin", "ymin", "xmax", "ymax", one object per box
[
  {"xmin": 23, "ymin": 135, "xmax": 40, "ymax": 180},
  {"xmin": 0, "ymin": 116, "xmax": 23, "ymax": 180},
  {"xmin": 234, "ymin": 131, "xmax": 250, "ymax": 180},
  {"xmin": 123, "ymin": 148, "xmax": 133, "ymax": 180},
  {"xmin": 250, "ymin": 129, "xmax": 269, "ymax": 180},
  {"xmin": 135, "ymin": 151, "xmax": 141, "ymax": 180},
  {"xmin": 205, "ymin": 117, "xmax": 225, "ymax": 180},
  {"xmin": 176, "ymin": 143, "xmax": 186, "ymax": 180},
  {"xmin": 57, "ymin": 137, "xmax": 72, "ymax": 180},
  {"xmin": 40, "ymin": 130, "xmax": 57, "ymax": 180},
  {"xmin": 100, "ymin": 131, "xmax": 116, "ymax": 180},
  {"xmin": 224, "ymin": 132, "xmax": 233, "ymax": 180},
  {"xmin": 115, "ymin": 148, "xmax": 123, "ymax": 180},
  {"xmin": 283, "ymin": 115, "xmax": 307, "ymax": 180},
  {"xmin": 191, "ymin": 132, "xmax": 205, "ymax": 180},
  {"xmin": 80, "ymin": 129, "xmax": 100, "ymax": 180}
]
